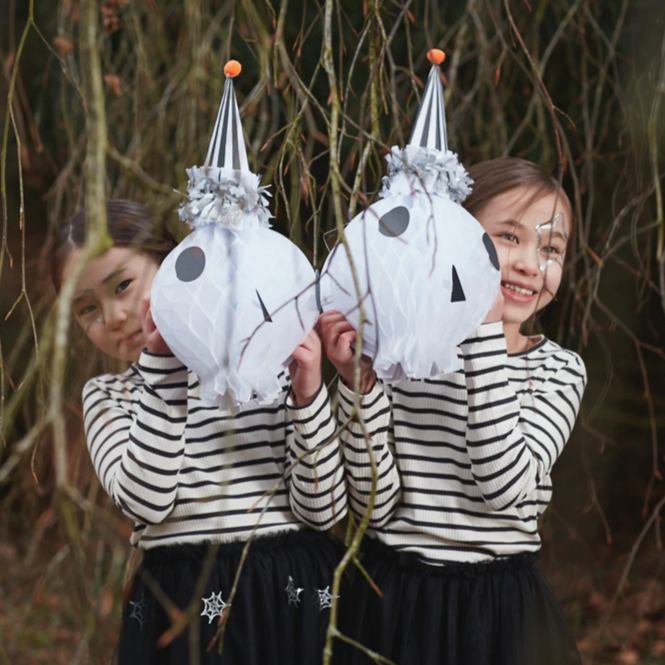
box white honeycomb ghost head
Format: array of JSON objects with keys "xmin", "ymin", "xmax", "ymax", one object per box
[
  {"xmin": 320, "ymin": 49, "xmax": 501, "ymax": 382},
  {"xmin": 151, "ymin": 224, "xmax": 318, "ymax": 406},
  {"xmin": 321, "ymin": 192, "xmax": 500, "ymax": 382},
  {"xmin": 150, "ymin": 60, "xmax": 318, "ymax": 407}
]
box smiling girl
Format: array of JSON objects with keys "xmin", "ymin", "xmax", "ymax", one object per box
[
  {"xmin": 52, "ymin": 200, "xmax": 347, "ymax": 665},
  {"xmin": 321, "ymin": 157, "xmax": 585, "ymax": 665}
]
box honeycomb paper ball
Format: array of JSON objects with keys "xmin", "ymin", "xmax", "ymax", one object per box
[
  {"xmin": 321, "ymin": 191, "xmax": 501, "ymax": 382},
  {"xmin": 151, "ymin": 224, "xmax": 318, "ymax": 406}
]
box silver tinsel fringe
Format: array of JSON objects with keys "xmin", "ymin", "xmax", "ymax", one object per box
[
  {"xmin": 380, "ymin": 146, "xmax": 473, "ymax": 205},
  {"xmin": 179, "ymin": 166, "xmax": 273, "ymax": 230}
]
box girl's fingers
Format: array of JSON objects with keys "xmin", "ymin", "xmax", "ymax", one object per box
[
  {"xmin": 338, "ymin": 330, "xmax": 356, "ymax": 349},
  {"xmin": 318, "ymin": 309, "xmax": 343, "ymax": 321},
  {"xmin": 300, "ymin": 328, "xmax": 322, "ymax": 352},
  {"xmin": 290, "ymin": 345, "xmax": 307, "ymax": 364},
  {"xmin": 322, "ymin": 319, "xmax": 355, "ymax": 341},
  {"xmin": 326, "ymin": 322, "xmax": 355, "ymax": 350},
  {"xmin": 143, "ymin": 306, "xmax": 157, "ymax": 334},
  {"xmin": 328, "ymin": 331, "xmax": 355, "ymax": 367},
  {"xmin": 317, "ymin": 311, "xmax": 347, "ymax": 334},
  {"xmin": 140, "ymin": 296, "xmax": 150, "ymax": 323},
  {"xmin": 141, "ymin": 295, "xmax": 157, "ymax": 333}
]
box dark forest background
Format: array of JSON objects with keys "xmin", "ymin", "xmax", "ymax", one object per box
[{"xmin": 1, "ymin": 0, "xmax": 664, "ymax": 663}]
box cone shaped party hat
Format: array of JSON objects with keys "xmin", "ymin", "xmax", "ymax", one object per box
[
  {"xmin": 381, "ymin": 49, "xmax": 471, "ymax": 205},
  {"xmin": 179, "ymin": 60, "xmax": 272, "ymax": 230},
  {"xmin": 408, "ymin": 50, "xmax": 448, "ymax": 152},
  {"xmin": 204, "ymin": 61, "xmax": 250, "ymax": 172}
]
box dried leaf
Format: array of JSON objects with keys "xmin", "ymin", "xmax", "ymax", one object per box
[
  {"xmin": 53, "ymin": 36, "xmax": 75, "ymax": 56},
  {"xmin": 104, "ymin": 74, "xmax": 123, "ymax": 97}
]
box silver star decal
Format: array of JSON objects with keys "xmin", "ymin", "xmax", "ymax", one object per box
[
  {"xmin": 536, "ymin": 211, "xmax": 568, "ymax": 272},
  {"xmin": 315, "ymin": 586, "xmax": 339, "ymax": 611},
  {"xmin": 129, "ymin": 592, "xmax": 148, "ymax": 628},
  {"xmin": 285, "ymin": 576, "xmax": 304, "ymax": 607},
  {"xmin": 200, "ymin": 591, "xmax": 228, "ymax": 624}
]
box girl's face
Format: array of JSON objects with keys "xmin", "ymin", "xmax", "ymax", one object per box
[
  {"xmin": 475, "ymin": 186, "xmax": 571, "ymax": 327},
  {"xmin": 62, "ymin": 247, "xmax": 159, "ymax": 362}
]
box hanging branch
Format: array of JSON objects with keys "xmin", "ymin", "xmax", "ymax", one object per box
[{"xmin": 49, "ymin": 0, "xmax": 112, "ymax": 489}]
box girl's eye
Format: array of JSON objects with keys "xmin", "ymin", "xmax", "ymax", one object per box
[
  {"xmin": 115, "ymin": 279, "xmax": 132, "ymax": 294},
  {"xmin": 541, "ymin": 246, "xmax": 562, "ymax": 255},
  {"xmin": 78, "ymin": 304, "xmax": 97, "ymax": 317},
  {"xmin": 499, "ymin": 233, "xmax": 518, "ymax": 244}
]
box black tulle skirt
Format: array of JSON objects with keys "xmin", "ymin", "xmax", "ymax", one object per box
[
  {"xmin": 118, "ymin": 529, "xmax": 341, "ymax": 665},
  {"xmin": 336, "ymin": 537, "xmax": 582, "ymax": 665}
]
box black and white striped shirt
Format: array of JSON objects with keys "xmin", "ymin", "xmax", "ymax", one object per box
[
  {"xmin": 337, "ymin": 321, "xmax": 586, "ymax": 565},
  {"xmin": 82, "ymin": 351, "xmax": 347, "ymax": 549}
]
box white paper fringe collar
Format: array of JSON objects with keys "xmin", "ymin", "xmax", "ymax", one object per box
[
  {"xmin": 179, "ymin": 165, "xmax": 273, "ymax": 230},
  {"xmin": 380, "ymin": 145, "xmax": 473, "ymax": 205}
]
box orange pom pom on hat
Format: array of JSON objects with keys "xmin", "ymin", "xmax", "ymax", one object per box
[
  {"xmin": 426, "ymin": 48, "xmax": 446, "ymax": 65},
  {"xmin": 223, "ymin": 60, "xmax": 241, "ymax": 78}
]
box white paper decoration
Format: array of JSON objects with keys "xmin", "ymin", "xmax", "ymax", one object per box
[
  {"xmin": 150, "ymin": 61, "xmax": 319, "ymax": 407},
  {"xmin": 151, "ymin": 224, "xmax": 318, "ymax": 406},
  {"xmin": 320, "ymin": 55, "xmax": 501, "ymax": 383}
]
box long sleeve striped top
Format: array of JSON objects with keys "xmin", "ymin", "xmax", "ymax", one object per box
[
  {"xmin": 82, "ymin": 351, "xmax": 347, "ymax": 549},
  {"xmin": 337, "ymin": 321, "xmax": 586, "ymax": 565}
]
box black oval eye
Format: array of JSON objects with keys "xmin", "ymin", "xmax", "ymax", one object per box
[
  {"xmin": 175, "ymin": 246, "xmax": 206, "ymax": 282},
  {"xmin": 483, "ymin": 233, "xmax": 500, "ymax": 271},
  {"xmin": 378, "ymin": 206, "xmax": 410, "ymax": 238}
]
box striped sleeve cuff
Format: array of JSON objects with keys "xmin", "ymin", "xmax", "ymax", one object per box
[
  {"xmin": 459, "ymin": 322, "xmax": 507, "ymax": 385},
  {"xmin": 459, "ymin": 321, "xmax": 506, "ymax": 357},
  {"xmin": 136, "ymin": 351, "xmax": 189, "ymax": 411},
  {"xmin": 337, "ymin": 378, "xmax": 390, "ymax": 421},
  {"xmin": 285, "ymin": 382, "xmax": 333, "ymax": 442},
  {"xmin": 137, "ymin": 350, "xmax": 186, "ymax": 377}
]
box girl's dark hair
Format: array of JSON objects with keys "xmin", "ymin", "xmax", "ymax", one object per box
[
  {"xmin": 462, "ymin": 157, "xmax": 574, "ymax": 242},
  {"xmin": 51, "ymin": 199, "xmax": 178, "ymax": 291}
]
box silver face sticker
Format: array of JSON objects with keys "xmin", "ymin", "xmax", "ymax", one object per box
[
  {"xmin": 77, "ymin": 288, "xmax": 106, "ymax": 332},
  {"xmin": 536, "ymin": 211, "xmax": 567, "ymax": 272},
  {"xmin": 85, "ymin": 316, "xmax": 105, "ymax": 332}
]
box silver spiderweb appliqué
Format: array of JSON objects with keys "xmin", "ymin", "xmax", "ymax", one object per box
[
  {"xmin": 129, "ymin": 592, "xmax": 148, "ymax": 628},
  {"xmin": 315, "ymin": 586, "xmax": 340, "ymax": 611},
  {"xmin": 201, "ymin": 591, "xmax": 228, "ymax": 624},
  {"xmin": 285, "ymin": 576, "xmax": 304, "ymax": 607},
  {"xmin": 536, "ymin": 211, "xmax": 568, "ymax": 271}
]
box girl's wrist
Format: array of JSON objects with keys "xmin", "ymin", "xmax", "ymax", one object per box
[
  {"xmin": 341, "ymin": 368, "xmax": 376, "ymax": 395},
  {"xmin": 292, "ymin": 382, "xmax": 321, "ymax": 407}
]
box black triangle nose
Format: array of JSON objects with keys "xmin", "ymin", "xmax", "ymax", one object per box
[
  {"xmin": 256, "ymin": 290, "xmax": 273, "ymax": 323},
  {"xmin": 451, "ymin": 266, "xmax": 466, "ymax": 302}
]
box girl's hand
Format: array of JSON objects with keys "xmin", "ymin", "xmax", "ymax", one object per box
[
  {"xmin": 141, "ymin": 296, "xmax": 173, "ymax": 356},
  {"xmin": 318, "ymin": 310, "xmax": 376, "ymax": 394},
  {"xmin": 289, "ymin": 328, "xmax": 323, "ymax": 406},
  {"xmin": 483, "ymin": 289, "xmax": 505, "ymax": 324}
]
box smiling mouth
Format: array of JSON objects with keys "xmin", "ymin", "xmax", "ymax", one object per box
[
  {"xmin": 501, "ymin": 282, "xmax": 538, "ymax": 301},
  {"xmin": 123, "ymin": 331, "xmax": 142, "ymax": 345}
]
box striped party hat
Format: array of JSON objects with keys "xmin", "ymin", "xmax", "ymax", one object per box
[
  {"xmin": 179, "ymin": 60, "xmax": 272, "ymax": 230},
  {"xmin": 408, "ymin": 49, "xmax": 448, "ymax": 153},
  {"xmin": 380, "ymin": 48, "xmax": 472, "ymax": 205},
  {"xmin": 204, "ymin": 60, "xmax": 250, "ymax": 172}
]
